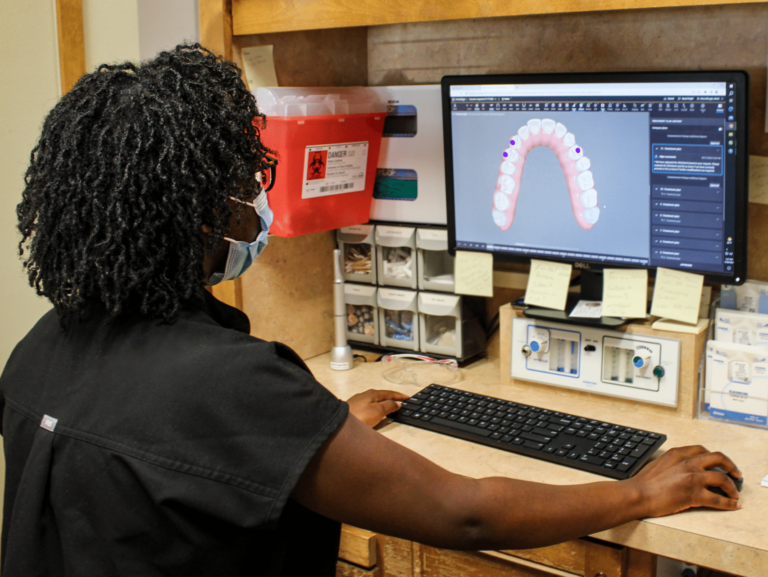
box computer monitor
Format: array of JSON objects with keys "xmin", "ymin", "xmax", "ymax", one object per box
[{"xmin": 442, "ymin": 71, "xmax": 749, "ymax": 308}]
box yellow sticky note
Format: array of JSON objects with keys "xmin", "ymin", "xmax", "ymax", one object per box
[
  {"xmin": 524, "ymin": 259, "xmax": 572, "ymax": 311},
  {"xmin": 602, "ymin": 269, "xmax": 648, "ymax": 319},
  {"xmin": 241, "ymin": 45, "xmax": 278, "ymax": 90},
  {"xmin": 749, "ymin": 156, "xmax": 768, "ymax": 205},
  {"xmin": 650, "ymin": 267, "xmax": 704, "ymax": 324},
  {"xmin": 454, "ymin": 251, "xmax": 493, "ymax": 297}
]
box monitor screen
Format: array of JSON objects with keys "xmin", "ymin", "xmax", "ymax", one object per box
[{"xmin": 442, "ymin": 71, "xmax": 749, "ymax": 284}]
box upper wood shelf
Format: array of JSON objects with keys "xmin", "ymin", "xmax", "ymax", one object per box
[{"xmin": 233, "ymin": 0, "xmax": 763, "ymax": 35}]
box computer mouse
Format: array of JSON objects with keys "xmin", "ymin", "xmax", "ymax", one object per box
[{"xmin": 707, "ymin": 466, "xmax": 744, "ymax": 497}]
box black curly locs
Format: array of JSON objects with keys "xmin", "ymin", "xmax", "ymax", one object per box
[{"xmin": 17, "ymin": 44, "xmax": 271, "ymax": 323}]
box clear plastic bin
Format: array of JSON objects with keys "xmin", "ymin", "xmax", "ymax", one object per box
[
  {"xmin": 376, "ymin": 225, "xmax": 417, "ymax": 289},
  {"xmin": 378, "ymin": 288, "xmax": 419, "ymax": 351},
  {"xmin": 417, "ymin": 228, "xmax": 454, "ymax": 292},
  {"xmin": 345, "ymin": 283, "xmax": 378, "ymax": 345},
  {"xmin": 337, "ymin": 225, "xmax": 376, "ymax": 284},
  {"xmin": 418, "ymin": 293, "xmax": 486, "ymax": 359}
]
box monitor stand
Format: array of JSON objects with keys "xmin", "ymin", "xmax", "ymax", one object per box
[{"xmin": 522, "ymin": 269, "xmax": 633, "ymax": 329}]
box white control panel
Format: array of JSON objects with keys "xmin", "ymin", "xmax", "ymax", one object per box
[{"xmin": 511, "ymin": 318, "xmax": 681, "ymax": 407}]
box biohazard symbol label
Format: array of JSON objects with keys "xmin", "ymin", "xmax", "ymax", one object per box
[{"xmin": 306, "ymin": 150, "xmax": 328, "ymax": 180}]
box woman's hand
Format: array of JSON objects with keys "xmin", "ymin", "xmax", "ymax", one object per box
[
  {"xmin": 627, "ymin": 445, "xmax": 742, "ymax": 517},
  {"xmin": 347, "ymin": 389, "xmax": 410, "ymax": 428}
]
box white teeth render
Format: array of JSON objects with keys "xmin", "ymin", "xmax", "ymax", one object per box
[
  {"xmin": 574, "ymin": 156, "xmax": 591, "ymax": 172},
  {"xmin": 576, "ymin": 170, "xmax": 594, "ymax": 191},
  {"xmin": 505, "ymin": 147, "xmax": 520, "ymax": 162},
  {"xmin": 541, "ymin": 118, "xmax": 556, "ymax": 134},
  {"xmin": 500, "ymin": 160, "xmax": 516, "ymax": 175},
  {"xmin": 555, "ymin": 122, "xmax": 567, "ymax": 138},
  {"xmin": 518, "ymin": 125, "xmax": 530, "ymax": 140},
  {"xmin": 492, "ymin": 210, "xmax": 507, "ymax": 227},
  {"xmin": 508, "ymin": 138, "xmax": 522, "ymax": 150},
  {"xmin": 527, "ymin": 119, "xmax": 542, "ymax": 134},
  {"xmin": 583, "ymin": 207, "xmax": 600, "ymax": 224},
  {"xmin": 499, "ymin": 174, "xmax": 516, "ymax": 194},
  {"xmin": 579, "ymin": 188, "xmax": 598, "ymax": 208},
  {"xmin": 563, "ymin": 132, "xmax": 576, "ymax": 147},
  {"xmin": 494, "ymin": 192, "xmax": 511, "ymax": 211},
  {"xmin": 567, "ymin": 145, "xmax": 584, "ymax": 161}
]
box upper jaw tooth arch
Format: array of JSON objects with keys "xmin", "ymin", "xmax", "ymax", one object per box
[{"xmin": 492, "ymin": 118, "xmax": 599, "ymax": 231}]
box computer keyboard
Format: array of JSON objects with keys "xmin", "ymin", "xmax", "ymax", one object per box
[{"xmin": 391, "ymin": 384, "xmax": 666, "ymax": 480}]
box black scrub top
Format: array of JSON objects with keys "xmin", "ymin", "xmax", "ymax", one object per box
[{"xmin": 0, "ymin": 291, "xmax": 349, "ymax": 576}]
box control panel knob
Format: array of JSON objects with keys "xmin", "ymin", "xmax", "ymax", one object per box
[
  {"xmin": 653, "ymin": 365, "xmax": 665, "ymax": 378},
  {"xmin": 633, "ymin": 351, "xmax": 651, "ymax": 369},
  {"xmin": 522, "ymin": 344, "xmax": 532, "ymax": 357},
  {"xmin": 584, "ymin": 344, "xmax": 596, "ymax": 352},
  {"xmin": 529, "ymin": 328, "xmax": 550, "ymax": 353}
]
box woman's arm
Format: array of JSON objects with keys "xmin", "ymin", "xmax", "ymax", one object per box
[{"xmin": 292, "ymin": 413, "xmax": 741, "ymax": 551}]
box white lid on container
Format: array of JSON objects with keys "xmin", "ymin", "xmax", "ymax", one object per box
[{"xmin": 256, "ymin": 87, "xmax": 387, "ymax": 117}]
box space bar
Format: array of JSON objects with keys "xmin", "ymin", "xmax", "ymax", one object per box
[{"xmin": 429, "ymin": 417, "xmax": 492, "ymax": 437}]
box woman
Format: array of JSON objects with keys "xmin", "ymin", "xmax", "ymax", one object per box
[{"xmin": 1, "ymin": 45, "xmax": 741, "ymax": 576}]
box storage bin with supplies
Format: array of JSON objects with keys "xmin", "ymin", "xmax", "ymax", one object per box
[
  {"xmin": 255, "ymin": 87, "xmax": 387, "ymax": 237},
  {"xmin": 700, "ymin": 340, "xmax": 768, "ymax": 429},
  {"xmin": 719, "ymin": 279, "xmax": 768, "ymax": 314},
  {"xmin": 337, "ymin": 225, "xmax": 376, "ymax": 284},
  {"xmin": 714, "ymin": 308, "xmax": 768, "ymax": 348},
  {"xmin": 345, "ymin": 283, "xmax": 379, "ymax": 345},
  {"xmin": 418, "ymin": 293, "xmax": 486, "ymax": 359},
  {"xmin": 416, "ymin": 228, "xmax": 454, "ymax": 292},
  {"xmin": 376, "ymin": 225, "xmax": 417, "ymax": 289},
  {"xmin": 378, "ymin": 288, "xmax": 419, "ymax": 351}
]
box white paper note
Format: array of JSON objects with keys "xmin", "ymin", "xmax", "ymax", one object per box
[
  {"xmin": 454, "ymin": 251, "xmax": 493, "ymax": 297},
  {"xmin": 241, "ymin": 45, "xmax": 278, "ymax": 90},
  {"xmin": 524, "ymin": 259, "xmax": 572, "ymax": 311},
  {"xmin": 650, "ymin": 267, "xmax": 704, "ymax": 325},
  {"xmin": 602, "ymin": 269, "xmax": 648, "ymax": 319}
]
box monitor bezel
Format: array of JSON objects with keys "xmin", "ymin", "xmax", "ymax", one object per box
[{"xmin": 442, "ymin": 70, "xmax": 749, "ymax": 285}]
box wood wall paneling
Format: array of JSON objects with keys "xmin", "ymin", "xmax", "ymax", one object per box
[
  {"xmin": 239, "ymin": 230, "xmax": 337, "ymax": 360},
  {"xmin": 55, "ymin": 0, "xmax": 86, "ymax": 94},
  {"xmin": 234, "ymin": 27, "xmax": 368, "ymax": 87},
  {"xmin": 232, "ymin": 0, "xmax": 766, "ymax": 35},
  {"xmin": 199, "ymin": 0, "xmax": 234, "ymax": 59}
]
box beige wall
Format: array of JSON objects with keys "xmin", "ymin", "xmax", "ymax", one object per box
[
  {"xmin": 0, "ymin": 0, "xmax": 61, "ymax": 555},
  {"xmin": 82, "ymin": 0, "xmax": 140, "ymax": 70}
]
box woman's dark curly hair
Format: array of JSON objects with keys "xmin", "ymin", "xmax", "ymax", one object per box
[{"xmin": 17, "ymin": 44, "xmax": 271, "ymax": 323}]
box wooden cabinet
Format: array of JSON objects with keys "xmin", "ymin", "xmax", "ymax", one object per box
[{"xmin": 337, "ymin": 526, "xmax": 656, "ymax": 577}]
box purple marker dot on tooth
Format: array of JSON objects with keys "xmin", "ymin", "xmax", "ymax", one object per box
[
  {"xmin": 503, "ymin": 152, "xmax": 508, "ymax": 157},
  {"xmin": 576, "ymin": 148, "xmax": 581, "ymax": 153},
  {"xmin": 510, "ymin": 139, "xmax": 516, "ymax": 145}
]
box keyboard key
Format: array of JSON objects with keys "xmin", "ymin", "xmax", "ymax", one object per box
[
  {"xmin": 563, "ymin": 443, "xmax": 575, "ymax": 450},
  {"xmin": 556, "ymin": 449, "xmax": 568, "ymax": 456},
  {"xmin": 642, "ymin": 438, "xmax": 656, "ymax": 445},
  {"xmin": 524, "ymin": 441, "xmax": 544, "ymax": 450},
  {"xmin": 631, "ymin": 435, "xmax": 644, "ymax": 443},
  {"xmin": 487, "ymin": 424, "xmax": 499, "ymax": 431},
  {"xmin": 595, "ymin": 442, "xmax": 606, "ymax": 449},
  {"xmin": 630, "ymin": 445, "xmax": 649, "ymax": 459},
  {"xmin": 490, "ymin": 432, "xmax": 502, "ymax": 440},
  {"xmin": 544, "ymin": 446, "xmax": 556, "ymax": 453},
  {"xmin": 576, "ymin": 430, "xmax": 588, "ymax": 438},
  {"xmin": 421, "ymin": 415, "xmax": 432, "ymax": 421},
  {"xmin": 618, "ymin": 448, "xmax": 631, "ymax": 456},
  {"xmin": 567, "ymin": 452, "xmax": 580, "ymax": 460},
  {"xmin": 521, "ymin": 432, "xmax": 551, "ymax": 444},
  {"xmin": 431, "ymin": 417, "xmax": 491, "ymax": 437},
  {"xmin": 512, "ymin": 438, "xmax": 524, "ymax": 445},
  {"xmin": 580, "ymin": 455, "xmax": 605, "ymax": 466},
  {"xmin": 603, "ymin": 461, "xmax": 616, "ymax": 469},
  {"xmin": 599, "ymin": 451, "xmax": 612, "ymax": 459},
  {"xmin": 533, "ymin": 427, "xmax": 558, "ymax": 438},
  {"xmin": 588, "ymin": 433, "xmax": 599, "ymax": 440},
  {"xmin": 501, "ymin": 435, "xmax": 513, "ymax": 443}
]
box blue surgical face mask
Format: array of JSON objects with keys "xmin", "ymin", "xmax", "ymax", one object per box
[{"xmin": 206, "ymin": 192, "xmax": 273, "ymax": 287}]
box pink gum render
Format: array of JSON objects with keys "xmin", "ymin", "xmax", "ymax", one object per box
[{"xmin": 494, "ymin": 127, "xmax": 596, "ymax": 231}]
